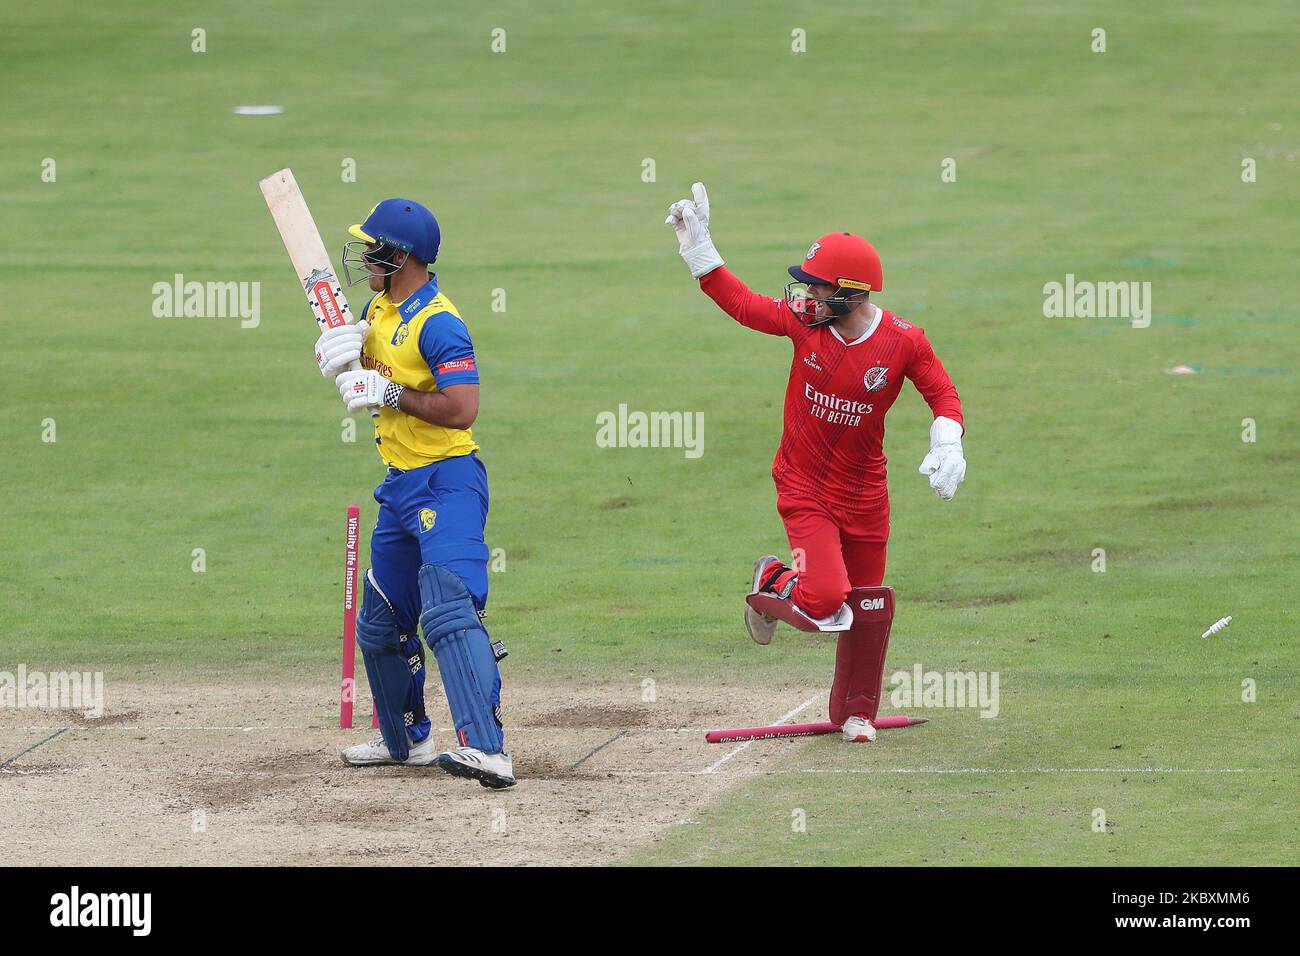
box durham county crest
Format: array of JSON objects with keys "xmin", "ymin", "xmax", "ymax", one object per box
[{"xmin": 863, "ymin": 366, "xmax": 889, "ymax": 392}]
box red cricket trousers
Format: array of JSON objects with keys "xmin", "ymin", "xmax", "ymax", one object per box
[
  {"xmin": 778, "ymin": 489, "xmax": 892, "ymax": 724},
  {"xmin": 777, "ymin": 490, "xmax": 888, "ymax": 618}
]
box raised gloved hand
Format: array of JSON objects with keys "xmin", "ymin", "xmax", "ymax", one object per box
[
  {"xmin": 315, "ymin": 320, "xmax": 369, "ymax": 378},
  {"xmin": 918, "ymin": 416, "xmax": 966, "ymax": 500},
  {"xmin": 665, "ymin": 182, "xmax": 724, "ymax": 278},
  {"xmin": 336, "ymin": 369, "xmax": 404, "ymax": 414}
]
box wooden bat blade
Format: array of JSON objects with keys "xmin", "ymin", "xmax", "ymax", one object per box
[
  {"xmin": 260, "ymin": 169, "xmax": 330, "ymax": 281},
  {"xmin": 261, "ymin": 168, "xmax": 378, "ymax": 418},
  {"xmin": 259, "ymin": 167, "xmax": 354, "ymax": 331}
]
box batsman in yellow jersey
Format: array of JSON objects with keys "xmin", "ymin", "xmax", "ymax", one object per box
[{"xmin": 313, "ymin": 198, "xmax": 513, "ymax": 788}]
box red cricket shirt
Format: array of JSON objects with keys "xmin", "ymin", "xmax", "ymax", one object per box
[{"xmin": 700, "ymin": 267, "xmax": 962, "ymax": 510}]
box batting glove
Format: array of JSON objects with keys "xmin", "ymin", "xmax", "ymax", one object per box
[
  {"xmin": 918, "ymin": 416, "xmax": 966, "ymax": 500},
  {"xmin": 665, "ymin": 182, "xmax": 724, "ymax": 278},
  {"xmin": 315, "ymin": 320, "xmax": 369, "ymax": 378},
  {"xmin": 336, "ymin": 369, "xmax": 404, "ymax": 414}
]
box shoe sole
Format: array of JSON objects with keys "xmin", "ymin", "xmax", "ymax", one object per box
[
  {"xmin": 745, "ymin": 555, "xmax": 781, "ymax": 645},
  {"xmin": 341, "ymin": 752, "xmax": 402, "ymax": 766},
  {"xmin": 340, "ymin": 747, "xmax": 439, "ymax": 768},
  {"xmin": 434, "ymin": 754, "xmax": 516, "ymax": 789}
]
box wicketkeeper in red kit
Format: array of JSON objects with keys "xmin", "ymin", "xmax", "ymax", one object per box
[{"xmin": 666, "ymin": 183, "xmax": 966, "ymax": 743}]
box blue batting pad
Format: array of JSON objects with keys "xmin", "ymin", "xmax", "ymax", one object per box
[{"xmin": 418, "ymin": 564, "xmax": 504, "ymax": 754}]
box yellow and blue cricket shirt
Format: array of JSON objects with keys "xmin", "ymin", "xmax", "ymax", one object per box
[{"xmin": 359, "ymin": 274, "xmax": 480, "ymax": 470}]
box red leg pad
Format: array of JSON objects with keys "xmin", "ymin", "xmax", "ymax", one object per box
[{"xmin": 829, "ymin": 586, "xmax": 895, "ymax": 725}]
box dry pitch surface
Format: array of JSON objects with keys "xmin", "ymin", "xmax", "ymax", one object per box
[{"xmin": 1, "ymin": 681, "xmax": 841, "ymax": 866}]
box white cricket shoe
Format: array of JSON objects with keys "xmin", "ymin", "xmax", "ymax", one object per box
[
  {"xmin": 744, "ymin": 554, "xmax": 782, "ymax": 645},
  {"xmin": 434, "ymin": 747, "xmax": 516, "ymax": 789},
  {"xmin": 340, "ymin": 733, "xmax": 438, "ymax": 767},
  {"xmin": 841, "ymin": 716, "xmax": 877, "ymax": 743}
]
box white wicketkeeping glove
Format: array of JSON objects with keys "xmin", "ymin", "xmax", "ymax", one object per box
[
  {"xmin": 918, "ymin": 416, "xmax": 966, "ymax": 500},
  {"xmin": 336, "ymin": 369, "xmax": 403, "ymax": 414},
  {"xmin": 665, "ymin": 182, "xmax": 724, "ymax": 278},
  {"xmin": 315, "ymin": 320, "xmax": 369, "ymax": 378}
]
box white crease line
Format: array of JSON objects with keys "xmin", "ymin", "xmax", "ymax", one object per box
[
  {"xmin": 0, "ymin": 725, "xmax": 753, "ymax": 734},
  {"xmin": 0, "ymin": 766, "xmax": 1259, "ymax": 780},
  {"xmin": 0, "ymin": 725, "xmax": 300, "ymax": 732},
  {"xmin": 702, "ymin": 695, "xmax": 820, "ymax": 775},
  {"xmin": 610, "ymin": 767, "xmax": 1258, "ymax": 778},
  {"xmin": 0, "ymin": 767, "xmax": 313, "ymax": 778}
]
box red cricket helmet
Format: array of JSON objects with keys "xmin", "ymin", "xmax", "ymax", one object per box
[{"xmin": 786, "ymin": 232, "xmax": 883, "ymax": 327}]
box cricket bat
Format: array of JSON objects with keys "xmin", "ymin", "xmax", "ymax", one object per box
[{"xmin": 259, "ymin": 167, "xmax": 379, "ymax": 419}]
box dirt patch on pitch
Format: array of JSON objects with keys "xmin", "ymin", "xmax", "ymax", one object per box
[
  {"xmin": 0, "ymin": 679, "xmax": 827, "ymax": 866},
  {"xmin": 65, "ymin": 709, "xmax": 143, "ymax": 727},
  {"xmin": 530, "ymin": 699, "xmax": 753, "ymax": 730}
]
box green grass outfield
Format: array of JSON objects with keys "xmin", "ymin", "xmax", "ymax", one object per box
[{"xmin": 3, "ymin": 1, "xmax": 1297, "ymax": 864}]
